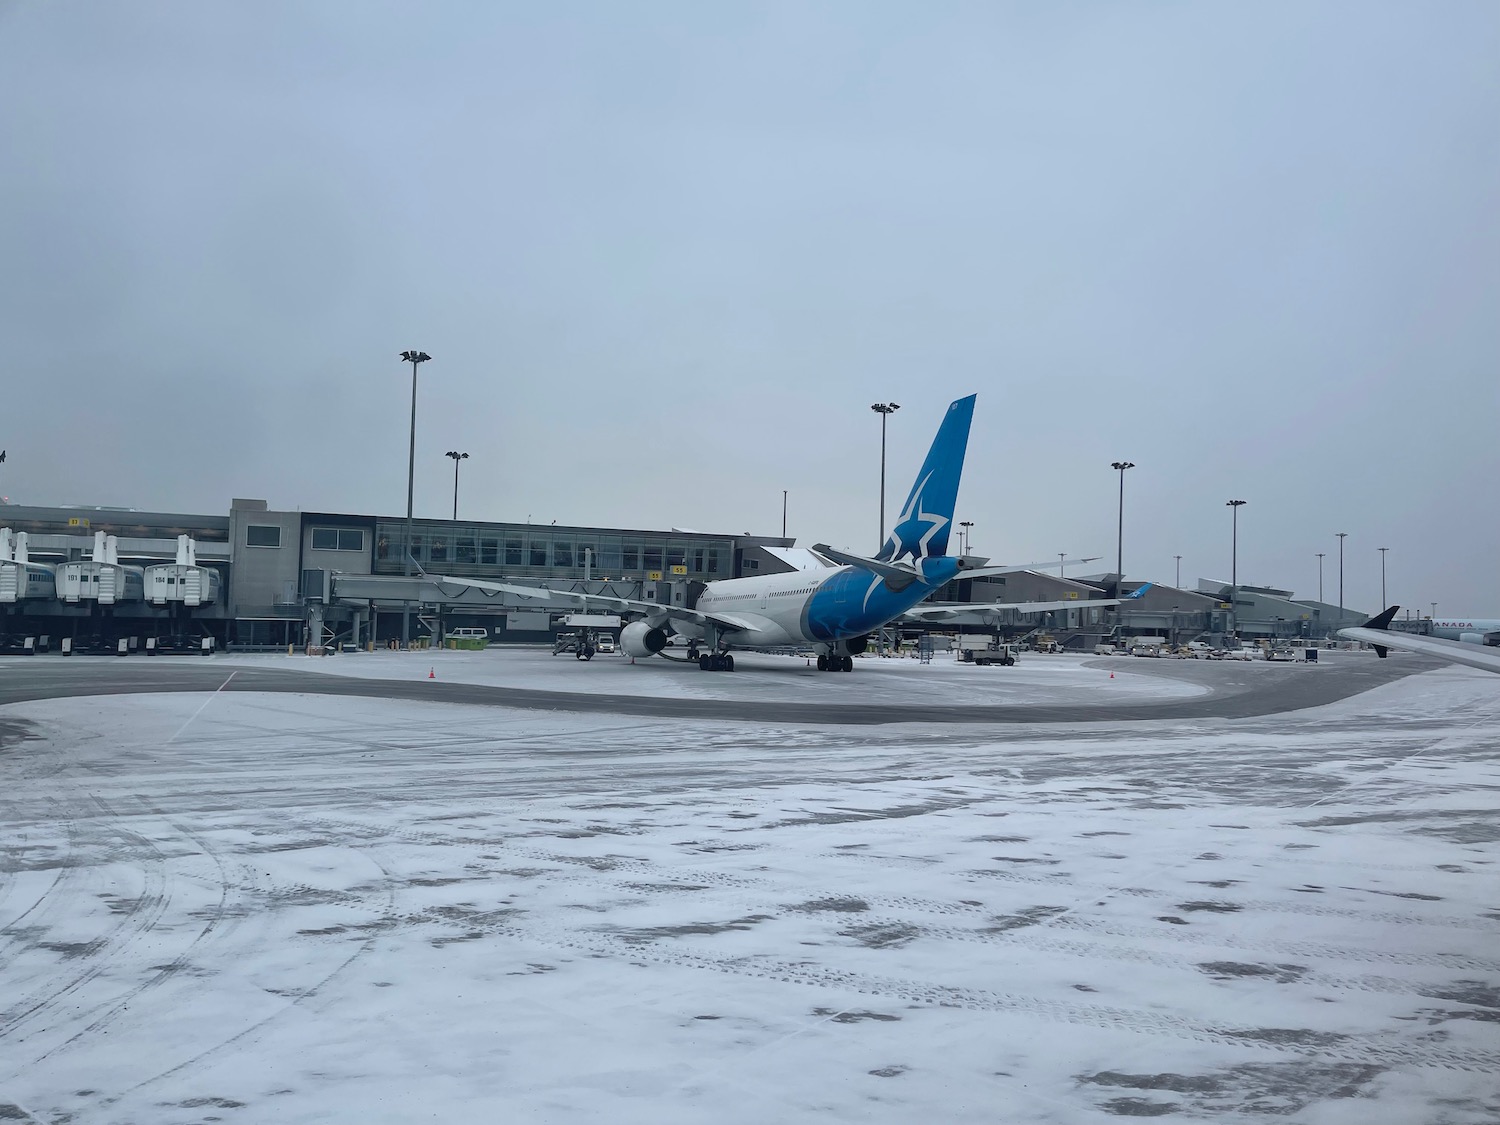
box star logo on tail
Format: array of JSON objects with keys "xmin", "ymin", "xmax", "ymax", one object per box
[{"xmin": 878, "ymin": 471, "xmax": 950, "ymax": 563}]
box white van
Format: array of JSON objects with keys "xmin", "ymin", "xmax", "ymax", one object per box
[{"xmin": 1093, "ymin": 643, "xmax": 1119, "ymax": 656}]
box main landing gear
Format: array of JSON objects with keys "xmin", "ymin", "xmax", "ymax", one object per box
[
  {"xmin": 816, "ymin": 653, "xmax": 853, "ymax": 672},
  {"xmin": 698, "ymin": 652, "xmax": 735, "ymax": 672}
]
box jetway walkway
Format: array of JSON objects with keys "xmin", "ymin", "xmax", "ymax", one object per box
[
  {"xmin": 307, "ymin": 572, "xmax": 660, "ymax": 649},
  {"xmin": 323, "ymin": 573, "xmax": 647, "ymax": 608}
]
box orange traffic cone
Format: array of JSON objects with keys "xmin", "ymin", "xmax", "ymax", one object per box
[{"xmin": 428, "ymin": 667, "xmax": 436, "ymax": 679}]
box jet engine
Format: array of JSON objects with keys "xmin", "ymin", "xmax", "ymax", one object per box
[
  {"xmin": 1458, "ymin": 632, "xmax": 1500, "ymax": 647},
  {"xmin": 621, "ymin": 620, "xmax": 670, "ymax": 658},
  {"xmin": 846, "ymin": 634, "xmax": 870, "ymax": 655}
]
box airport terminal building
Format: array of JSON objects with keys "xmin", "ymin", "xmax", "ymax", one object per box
[
  {"xmin": 0, "ymin": 500, "xmax": 782, "ymax": 649},
  {"xmin": 0, "ymin": 498, "xmax": 1371, "ymax": 651}
]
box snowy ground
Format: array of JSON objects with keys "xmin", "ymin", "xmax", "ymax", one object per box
[
  {"xmin": 212, "ymin": 646, "xmax": 1208, "ymax": 705},
  {"xmin": 1, "ymin": 662, "xmax": 1497, "ymax": 1124}
]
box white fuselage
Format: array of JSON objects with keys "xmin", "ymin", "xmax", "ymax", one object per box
[
  {"xmin": 683, "ymin": 570, "xmax": 834, "ymax": 648},
  {"xmin": 678, "ymin": 561, "xmax": 945, "ymax": 650},
  {"xmin": 1431, "ymin": 618, "xmax": 1500, "ymax": 643}
]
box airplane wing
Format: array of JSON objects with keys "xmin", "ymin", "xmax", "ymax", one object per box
[
  {"xmin": 903, "ymin": 597, "xmax": 1123, "ymax": 621},
  {"xmin": 422, "ymin": 572, "xmax": 756, "ymax": 633},
  {"xmin": 958, "ymin": 557, "xmax": 1101, "ymax": 580},
  {"xmin": 1339, "ymin": 606, "xmax": 1500, "ymax": 676},
  {"xmin": 901, "ymin": 583, "xmax": 1149, "ymax": 621}
]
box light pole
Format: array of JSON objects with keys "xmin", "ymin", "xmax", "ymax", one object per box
[
  {"xmin": 1110, "ymin": 461, "xmax": 1134, "ymax": 598},
  {"xmin": 1058, "ymin": 552, "xmax": 1066, "ymax": 578},
  {"xmin": 871, "ymin": 403, "xmax": 900, "ymax": 549},
  {"xmin": 399, "ymin": 349, "xmax": 430, "ymax": 648},
  {"xmin": 1336, "ymin": 532, "xmax": 1348, "ymax": 625},
  {"xmin": 1431, "ymin": 601, "xmax": 1437, "ymax": 621},
  {"xmin": 1316, "ymin": 552, "xmax": 1325, "ymax": 603},
  {"xmin": 959, "ymin": 520, "xmax": 974, "ymax": 556},
  {"xmin": 1378, "ymin": 546, "xmax": 1389, "ymax": 609},
  {"xmin": 1227, "ymin": 500, "xmax": 1246, "ymax": 639},
  {"xmin": 445, "ymin": 451, "xmax": 469, "ymax": 520},
  {"xmin": 782, "ymin": 490, "xmax": 788, "ymax": 539},
  {"xmin": 1173, "ymin": 555, "xmax": 1182, "ymax": 588}
]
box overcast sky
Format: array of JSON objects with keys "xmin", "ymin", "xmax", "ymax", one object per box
[{"xmin": 2, "ymin": 2, "xmax": 1496, "ymax": 613}]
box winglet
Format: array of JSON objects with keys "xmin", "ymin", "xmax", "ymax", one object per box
[
  {"xmin": 1356, "ymin": 605, "xmax": 1401, "ymax": 658},
  {"xmin": 1124, "ymin": 582, "xmax": 1154, "ymax": 600}
]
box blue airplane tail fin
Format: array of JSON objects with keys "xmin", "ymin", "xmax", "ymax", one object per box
[{"xmin": 875, "ymin": 395, "xmax": 975, "ymax": 562}]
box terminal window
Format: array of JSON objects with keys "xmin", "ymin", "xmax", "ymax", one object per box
[
  {"xmin": 246, "ymin": 525, "xmax": 282, "ymax": 548},
  {"xmin": 530, "ymin": 542, "xmax": 548, "ymax": 567},
  {"xmin": 311, "ymin": 528, "xmax": 364, "ymax": 551},
  {"xmin": 503, "ymin": 539, "xmax": 521, "ymax": 566},
  {"xmin": 622, "ymin": 546, "xmax": 639, "ymax": 570}
]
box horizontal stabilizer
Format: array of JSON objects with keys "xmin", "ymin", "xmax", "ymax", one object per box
[
  {"xmin": 959, "ymin": 557, "xmax": 1101, "ymax": 581},
  {"xmin": 813, "ymin": 543, "xmax": 921, "ymax": 589}
]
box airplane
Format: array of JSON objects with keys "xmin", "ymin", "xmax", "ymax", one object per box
[
  {"xmin": 1339, "ymin": 606, "xmax": 1500, "ymax": 676},
  {"xmin": 423, "ymin": 394, "xmax": 1129, "ymax": 673},
  {"xmin": 1428, "ymin": 617, "xmax": 1500, "ymax": 645}
]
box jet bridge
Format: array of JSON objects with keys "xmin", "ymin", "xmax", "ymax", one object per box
[
  {"xmin": 308, "ymin": 571, "xmax": 655, "ymax": 647},
  {"xmin": 0, "ymin": 529, "xmax": 57, "ymax": 604},
  {"xmin": 56, "ymin": 532, "xmax": 144, "ymax": 605},
  {"xmin": 144, "ymin": 536, "xmax": 222, "ymax": 607}
]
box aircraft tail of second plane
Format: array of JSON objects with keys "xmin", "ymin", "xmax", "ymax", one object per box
[{"xmin": 875, "ymin": 394, "xmax": 976, "ymax": 563}]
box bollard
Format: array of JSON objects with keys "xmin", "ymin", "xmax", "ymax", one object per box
[
  {"xmin": 117, "ymin": 638, "xmax": 129, "ymax": 656},
  {"xmin": 61, "ymin": 638, "xmax": 72, "ymax": 657},
  {"xmin": 288, "ymin": 643, "xmax": 295, "ymax": 657}
]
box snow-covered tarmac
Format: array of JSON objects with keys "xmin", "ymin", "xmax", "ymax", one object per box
[
  {"xmin": 217, "ymin": 645, "xmax": 1211, "ymax": 704},
  {"xmin": 1, "ymin": 653, "xmax": 1497, "ymax": 1123}
]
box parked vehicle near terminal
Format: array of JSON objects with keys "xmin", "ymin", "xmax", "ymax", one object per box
[
  {"xmin": 554, "ymin": 629, "xmax": 606, "ymax": 659},
  {"xmin": 1093, "ymin": 643, "xmax": 1120, "ymax": 656},
  {"xmin": 958, "ymin": 638, "xmax": 1018, "ymax": 666},
  {"xmin": 1129, "ymin": 638, "xmax": 1168, "ymax": 657}
]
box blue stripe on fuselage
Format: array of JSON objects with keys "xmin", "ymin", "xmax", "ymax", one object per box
[{"xmin": 802, "ymin": 557, "xmax": 960, "ymax": 643}]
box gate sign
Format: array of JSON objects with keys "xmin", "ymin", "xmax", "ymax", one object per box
[{"xmin": 670, "ymin": 565, "xmax": 687, "ymax": 575}]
